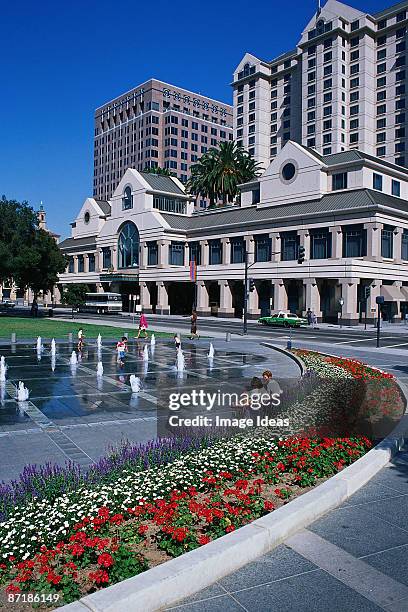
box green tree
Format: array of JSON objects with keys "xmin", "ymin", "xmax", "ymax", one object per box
[
  {"xmin": 187, "ymin": 142, "xmax": 262, "ymax": 208},
  {"xmin": 143, "ymin": 166, "xmax": 175, "ymax": 177},
  {"xmin": 61, "ymin": 284, "xmax": 89, "ymax": 317},
  {"xmin": 0, "ymin": 196, "xmax": 67, "ymax": 298}
]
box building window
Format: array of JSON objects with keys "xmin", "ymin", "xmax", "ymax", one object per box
[
  {"xmin": 209, "ymin": 239, "xmax": 222, "ymax": 265},
  {"xmin": 88, "ymin": 253, "xmax": 95, "ymax": 272},
  {"xmin": 332, "ymin": 172, "xmax": 347, "ymax": 190},
  {"xmin": 231, "ymin": 237, "xmax": 245, "ymax": 264},
  {"xmin": 77, "ymin": 255, "xmax": 84, "ymax": 273},
  {"xmin": 392, "ymin": 179, "xmax": 401, "ymax": 197},
  {"xmin": 102, "ymin": 247, "xmax": 112, "ymax": 269},
  {"xmin": 343, "ymin": 226, "xmax": 366, "ymax": 257},
  {"xmin": 402, "ymin": 231, "xmax": 408, "ymax": 260},
  {"xmin": 373, "ymin": 173, "xmax": 383, "ymax": 191},
  {"xmin": 381, "ymin": 226, "xmax": 394, "ymax": 258},
  {"xmin": 147, "ymin": 241, "xmax": 158, "ymax": 266},
  {"xmin": 254, "ymin": 235, "xmax": 271, "ymax": 262},
  {"xmin": 118, "ymin": 222, "xmax": 139, "ymax": 269},
  {"xmin": 189, "ymin": 242, "xmax": 201, "ymax": 265},
  {"xmin": 68, "ymin": 257, "xmax": 74, "ymax": 273},
  {"xmin": 311, "ymin": 230, "xmax": 331, "ymax": 259},
  {"xmin": 350, "ymin": 133, "xmax": 359, "ymax": 143},
  {"xmin": 153, "ymin": 196, "xmax": 186, "ymax": 214},
  {"xmin": 169, "ymin": 241, "xmax": 185, "ymax": 266},
  {"xmin": 122, "ymin": 186, "xmax": 133, "ymax": 210},
  {"xmin": 281, "ymin": 232, "xmax": 299, "ymax": 261},
  {"xmin": 377, "ymin": 146, "xmax": 386, "ymax": 156}
]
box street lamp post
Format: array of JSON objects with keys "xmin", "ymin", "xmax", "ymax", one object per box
[
  {"xmin": 338, "ymin": 297, "xmax": 344, "ymax": 329},
  {"xmin": 376, "ymin": 295, "xmax": 384, "ymax": 348}
]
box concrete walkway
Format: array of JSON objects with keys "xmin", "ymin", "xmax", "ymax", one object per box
[{"xmin": 170, "ymin": 448, "xmax": 408, "ymax": 612}]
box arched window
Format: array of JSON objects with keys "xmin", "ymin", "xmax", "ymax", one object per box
[
  {"xmin": 118, "ymin": 222, "xmax": 139, "ymax": 268},
  {"xmin": 122, "ymin": 186, "xmax": 133, "ymax": 210}
]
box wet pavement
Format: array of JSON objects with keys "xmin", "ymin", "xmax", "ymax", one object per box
[{"xmin": 0, "ymin": 338, "xmax": 297, "ymax": 482}]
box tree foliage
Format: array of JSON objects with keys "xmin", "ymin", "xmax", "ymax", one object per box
[
  {"xmin": 143, "ymin": 166, "xmax": 175, "ymax": 177},
  {"xmin": 60, "ymin": 284, "xmax": 89, "ymax": 308},
  {"xmin": 187, "ymin": 142, "xmax": 262, "ymax": 208},
  {"xmin": 0, "ymin": 196, "xmax": 67, "ymax": 295}
]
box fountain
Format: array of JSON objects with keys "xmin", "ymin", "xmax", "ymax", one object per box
[
  {"xmin": 51, "ymin": 338, "xmax": 56, "ymax": 355},
  {"xmin": 176, "ymin": 348, "xmax": 185, "ymax": 372},
  {"xmin": 97, "ymin": 362, "xmax": 104, "ymax": 377},
  {"xmin": 51, "ymin": 355, "xmax": 56, "ymax": 372},
  {"xmin": 208, "ymin": 343, "xmax": 215, "ymax": 359},
  {"xmin": 143, "ymin": 345, "xmax": 149, "ymax": 361},
  {"xmin": 0, "ymin": 356, "xmax": 7, "ymax": 382},
  {"xmin": 97, "ymin": 334, "xmax": 102, "ymax": 349},
  {"xmin": 151, "ymin": 334, "xmax": 156, "ymax": 347},
  {"xmin": 70, "ymin": 351, "xmax": 77, "ymax": 365},
  {"xmin": 130, "ymin": 374, "xmax": 141, "ymax": 393},
  {"xmin": 36, "ymin": 337, "xmax": 42, "ymax": 352},
  {"xmin": 16, "ymin": 381, "xmax": 29, "ymax": 402}
]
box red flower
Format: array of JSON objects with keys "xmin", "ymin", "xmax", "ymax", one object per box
[
  {"xmin": 138, "ymin": 525, "xmax": 149, "ymax": 535},
  {"xmin": 98, "ymin": 552, "xmax": 114, "ymax": 568},
  {"xmin": 264, "ymin": 500, "xmax": 275, "ymax": 511},
  {"xmin": 6, "ymin": 584, "xmax": 20, "ymax": 594},
  {"xmin": 89, "ymin": 569, "xmax": 110, "ymax": 584},
  {"xmin": 225, "ymin": 525, "xmax": 235, "ymax": 533},
  {"xmin": 172, "ymin": 528, "xmax": 189, "ymax": 542},
  {"xmin": 198, "ymin": 535, "xmax": 211, "ymax": 545}
]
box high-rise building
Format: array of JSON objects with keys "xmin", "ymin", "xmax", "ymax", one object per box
[
  {"xmin": 233, "ymin": 0, "xmax": 408, "ymax": 171},
  {"xmin": 93, "ymin": 78, "xmax": 233, "ymax": 202}
]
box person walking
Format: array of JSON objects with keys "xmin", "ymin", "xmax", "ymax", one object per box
[
  {"xmin": 262, "ymin": 370, "xmax": 282, "ymax": 403},
  {"xmin": 306, "ymin": 308, "xmax": 312, "ymax": 326},
  {"xmin": 190, "ymin": 310, "xmax": 199, "ymax": 339},
  {"xmin": 135, "ymin": 312, "xmax": 149, "ymax": 339}
]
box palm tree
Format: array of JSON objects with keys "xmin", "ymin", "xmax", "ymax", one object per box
[
  {"xmin": 143, "ymin": 166, "xmax": 175, "ymax": 177},
  {"xmin": 186, "ymin": 142, "xmax": 262, "ymax": 208}
]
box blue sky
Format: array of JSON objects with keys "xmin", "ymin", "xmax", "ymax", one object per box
[{"xmin": 1, "ymin": 0, "xmax": 389, "ymax": 237}]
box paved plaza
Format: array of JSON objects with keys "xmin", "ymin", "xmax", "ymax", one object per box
[{"xmin": 0, "ymin": 338, "xmax": 299, "ymax": 482}]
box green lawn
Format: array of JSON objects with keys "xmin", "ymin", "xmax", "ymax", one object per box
[{"xmin": 0, "ymin": 316, "xmax": 172, "ymax": 340}]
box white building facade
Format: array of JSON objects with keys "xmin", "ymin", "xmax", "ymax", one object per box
[
  {"xmin": 233, "ymin": 0, "xmax": 408, "ymax": 172},
  {"xmin": 58, "ymin": 141, "xmax": 408, "ymax": 325}
]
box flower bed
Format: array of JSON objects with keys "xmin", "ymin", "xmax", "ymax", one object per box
[{"xmin": 1, "ymin": 436, "xmax": 371, "ymax": 606}]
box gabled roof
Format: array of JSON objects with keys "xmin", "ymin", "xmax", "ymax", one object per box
[
  {"xmin": 296, "ymin": 144, "xmax": 408, "ymax": 175},
  {"xmin": 95, "ymin": 199, "xmax": 111, "ymax": 215},
  {"xmin": 139, "ymin": 172, "xmax": 185, "ymax": 195},
  {"xmin": 59, "ymin": 236, "xmax": 97, "ymax": 251},
  {"xmin": 160, "ymin": 189, "xmax": 408, "ymax": 233},
  {"xmin": 373, "ymin": 0, "xmax": 408, "ymax": 19}
]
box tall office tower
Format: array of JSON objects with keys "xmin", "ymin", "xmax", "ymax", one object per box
[
  {"xmin": 233, "ymin": 0, "xmax": 408, "ymax": 171},
  {"xmin": 93, "ymin": 79, "xmax": 233, "ymax": 202}
]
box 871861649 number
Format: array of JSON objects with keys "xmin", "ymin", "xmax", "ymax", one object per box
[{"xmin": 8, "ymin": 593, "xmax": 60, "ymax": 604}]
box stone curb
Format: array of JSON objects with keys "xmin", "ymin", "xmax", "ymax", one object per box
[
  {"xmin": 58, "ymin": 367, "xmax": 408, "ymax": 612},
  {"xmin": 260, "ymin": 342, "xmax": 307, "ymax": 375}
]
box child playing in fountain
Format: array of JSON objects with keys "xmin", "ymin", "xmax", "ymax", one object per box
[
  {"xmin": 174, "ymin": 334, "xmax": 181, "ymax": 350},
  {"xmin": 116, "ymin": 336, "xmax": 127, "ymax": 366},
  {"xmin": 77, "ymin": 328, "xmax": 84, "ymax": 351}
]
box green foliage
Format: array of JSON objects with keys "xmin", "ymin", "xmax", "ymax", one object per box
[
  {"xmin": 143, "ymin": 166, "xmax": 175, "ymax": 177},
  {"xmin": 0, "ymin": 196, "xmax": 67, "ymax": 295},
  {"xmin": 187, "ymin": 142, "xmax": 262, "ymax": 208},
  {"xmin": 60, "ymin": 284, "xmax": 89, "ymax": 308}
]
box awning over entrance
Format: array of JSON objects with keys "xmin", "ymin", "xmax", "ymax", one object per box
[
  {"xmin": 400, "ymin": 286, "xmax": 408, "ymax": 301},
  {"xmin": 100, "ymin": 273, "xmax": 139, "ymax": 282},
  {"xmin": 381, "ymin": 285, "xmax": 404, "ymax": 301}
]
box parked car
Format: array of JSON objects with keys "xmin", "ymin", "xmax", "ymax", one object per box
[
  {"xmin": 258, "ymin": 312, "xmax": 307, "ymax": 328},
  {"xmin": 0, "ymin": 299, "xmax": 16, "ymax": 311}
]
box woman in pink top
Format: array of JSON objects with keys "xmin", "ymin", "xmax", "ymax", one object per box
[{"xmin": 135, "ymin": 312, "xmax": 149, "ymax": 339}]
